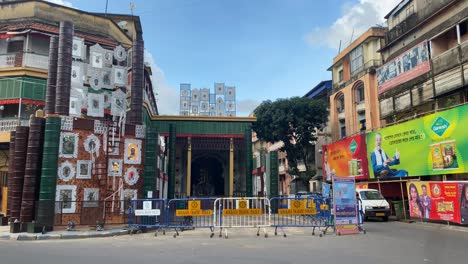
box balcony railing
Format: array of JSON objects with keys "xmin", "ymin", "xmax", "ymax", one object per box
[
  {"xmin": 386, "ymin": 0, "xmax": 455, "ymax": 44},
  {"xmin": 0, "ymin": 118, "xmax": 29, "ymax": 132},
  {"xmin": 0, "ymin": 52, "xmax": 49, "ymax": 70}
]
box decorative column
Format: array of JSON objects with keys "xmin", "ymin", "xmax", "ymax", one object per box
[
  {"xmin": 167, "ymin": 124, "xmax": 176, "ymax": 199},
  {"xmin": 55, "ymin": 21, "xmax": 73, "ymax": 116},
  {"xmin": 143, "ymin": 125, "xmax": 157, "ymax": 198},
  {"xmin": 44, "ymin": 36, "xmax": 58, "ymax": 115},
  {"xmin": 229, "ymin": 138, "xmax": 234, "ymax": 197},
  {"xmin": 186, "ymin": 137, "xmax": 192, "ymax": 197},
  {"xmin": 244, "ymin": 127, "xmax": 253, "ymax": 196},
  {"xmin": 36, "ymin": 116, "xmax": 61, "ymax": 229}
]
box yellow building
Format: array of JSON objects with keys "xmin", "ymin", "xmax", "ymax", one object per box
[{"xmin": 328, "ymin": 27, "xmax": 386, "ymax": 141}]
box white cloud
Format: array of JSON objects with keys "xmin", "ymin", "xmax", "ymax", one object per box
[
  {"xmin": 44, "ymin": 0, "xmax": 73, "ymax": 8},
  {"xmin": 305, "ymin": 0, "xmax": 400, "ymax": 50},
  {"xmin": 237, "ymin": 99, "xmax": 261, "ymax": 117},
  {"xmin": 144, "ymin": 49, "xmax": 179, "ymax": 115}
]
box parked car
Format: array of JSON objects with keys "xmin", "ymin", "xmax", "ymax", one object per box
[{"xmin": 356, "ymin": 188, "xmax": 390, "ymax": 221}]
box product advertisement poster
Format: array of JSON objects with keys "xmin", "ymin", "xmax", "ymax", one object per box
[
  {"xmin": 333, "ymin": 177, "xmax": 359, "ymax": 235},
  {"xmin": 322, "ymin": 134, "xmax": 369, "ymax": 181},
  {"xmin": 366, "ymin": 104, "xmax": 468, "ymax": 178}
]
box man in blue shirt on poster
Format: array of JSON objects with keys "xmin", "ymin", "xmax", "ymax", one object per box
[{"xmin": 371, "ymin": 133, "xmax": 408, "ymax": 178}]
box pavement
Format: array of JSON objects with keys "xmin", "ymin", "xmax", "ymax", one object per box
[
  {"xmin": 0, "ymin": 224, "xmax": 131, "ymax": 241},
  {"xmin": 0, "ymin": 219, "xmax": 466, "ymax": 241},
  {"xmin": 0, "ymin": 221, "xmax": 467, "ymax": 264}
]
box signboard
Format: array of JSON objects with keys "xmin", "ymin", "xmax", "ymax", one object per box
[
  {"xmin": 322, "ymin": 183, "xmax": 331, "ymax": 198},
  {"xmin": 322, "ymin": 134, "xmax": 369, "ymax": 181},
  {"xmin": 175, "ymin": 200, "xmax": 213, "ymax": 216},
  {"xmin": 278, "ymin": 199, "xmax": 317, "ymax": 215},
  {"xmin": 377, "ymin": 41, "xmax": 430, "ymax": 94},
  {"xmin": 366, "ymin": 104, "xmax": 468, "ymax": 178},
  {"xmin": 333, "ymin": 177, "xmax": 359, "ymax": 235},
  {"xmin": 222, "ymin": 199, "xmax": 262, "ymax": 216},
  {"xmin": 135, "ymin": 201, "xmax": 161, "ymax": 216},
  {"xmin": 407, "ymin": 181, "xmax": 468, "ymax": 224}
]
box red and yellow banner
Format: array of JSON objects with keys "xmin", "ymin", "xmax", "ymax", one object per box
[
  {"xmin": 407, "ymin": 181, "xmax": 468, "ymax": 224},
  {"xmin": 322, "ymin": 134, "xmax": 369, "ymax": 181}
]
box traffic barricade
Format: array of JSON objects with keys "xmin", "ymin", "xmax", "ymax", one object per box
[
  {"xmin": 214, "ymin": 197, "xmax": 271, "ymax": 238},
  {"xmin": 356, "ymin": 198, "xmax": 366, "ymax": 234},
  {"xmin": 270, "ymin": 195, "xmax": 334, "ymax": 237},
  {"xmin": 166, "ymin": 198, "xmax": 216, "ymax": 238},
  {"xmin": 128, "ymin": 198, "xmax": 167, "ymax": 236}
]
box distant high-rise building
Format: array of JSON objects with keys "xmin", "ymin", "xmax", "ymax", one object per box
[{"xmin": 179, "ymin": 83, "xmax": 236, "ymax": 117}]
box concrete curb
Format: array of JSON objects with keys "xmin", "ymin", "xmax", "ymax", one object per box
[
  {"xmin": 36, "ymin": 234, "xmax": 61, "ymax": 240},
  {"xmin": 0, "ymin": 229, "xmax": 131, "ymax": 241},
  {"xmin": 399, "ymin": 221, "xmax": 468, "ymax": 233}
]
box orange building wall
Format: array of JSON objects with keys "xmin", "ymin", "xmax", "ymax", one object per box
[{"xmin": 329, "ymin": 73, "xmax": 381, "ymax": 141}]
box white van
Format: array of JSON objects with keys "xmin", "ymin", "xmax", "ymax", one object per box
[{"xmin": 356, "ymin": 188, "xmax": 390, "ymax": 221}]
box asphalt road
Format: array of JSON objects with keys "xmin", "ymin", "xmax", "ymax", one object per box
[{"xmin": 0, "ymin": 221, "xmax": 467, "ymax": 264}]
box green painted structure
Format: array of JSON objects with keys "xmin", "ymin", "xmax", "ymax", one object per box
[{"xmin": 0, "ymin": 77, "xmax": 46, "ymax": 101}]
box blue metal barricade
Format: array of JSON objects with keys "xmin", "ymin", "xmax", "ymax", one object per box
[
  {"xmin": 166, "ymin": 198, "xmax": 216, "ymax": 238},
  {"xmin": 129, "ymin": 198, "xmax": 167, "ymax": 236},
  {"xmin": 270, "ymin": 195, "xmax": 334, "ymax": 237}
]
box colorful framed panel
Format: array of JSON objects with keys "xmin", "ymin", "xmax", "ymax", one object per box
[
  {"xmin": 124, "ymin": 167, "xmax": 140, "ymax": 186},
  {"xmin": 108, "ymin": 159, "xmax": 123, "ymax": 177},
  {"xmin": 59, "ymin": 132, "xmax": 78, "ymax": 158},
  {"xmin": 124, "ymin": 139, "xmax": 142, "ymax": 164},
  {"xmin": 55, "ymin": 185, "xmax": 77, "ymax": 214},
  {"xmin": 76, "ymin": 160, "xmax": 92, "ymax": 179},
  {"xmin": 83, "ymin": 188, "xmax": 99, "ymax": 208}
]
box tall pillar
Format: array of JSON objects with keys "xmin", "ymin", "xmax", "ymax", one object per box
[
  {"xmin": 36, "ymin": 117, "xmax": 61, "ymax": 228},
  {"xmin": 167, "ymin": 125, "xmax": 176, "ymax": 199},
  {"xmin": 55, "ymin": 21, "xmax": 73, "ymax": 116},
  {"xmin": 143, "ymin": 125, "xmax": 157, "ymax": 198},
  {"xmin": 245, "ymin": 127, "xmax": 253, "ymax": 196},
  {"xmin": 186, "ymin": 137, "xmax": 192, "ymax": 197},
  {"xmin": 229, "ymin": 138, "xmax": 234, "ymax": 197},
  {"xmin": 44, "ymin": 36, "xmax": 58, "ymax": 115}
]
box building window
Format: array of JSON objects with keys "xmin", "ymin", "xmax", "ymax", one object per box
[
  {"xmin": 354, "ymin": 82, "xmax": 365, "ymax": 103},
  {"xmin": 358, "ymin": 112, "xmax": 366, "ymax": 132},
  {"xmin": 338, "ymin": 69, "xmax": 343, "ymax": 82},
  {"xmin": 339, "ymin": 120, "xmax": 346, "ymax": 138},
  {"xmin": 336, "ymin": 93, "xmax": 345, "ymax": 113},
  {"xmin": 350, "ymin": 45, "xmax": 363, "ymax": 74},
  {"xmin": 7, "ymin": 40, "xmax": 24, "ymax": 53}
]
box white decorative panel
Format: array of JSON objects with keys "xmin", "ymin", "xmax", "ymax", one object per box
[
  {"xmin": 225, "ymin": 86, "xmax": 235, "ymax": 100},
  {"xmin": 111, "ymin": 89, "xmax": 127, "ymax": 116},
  {"xmin": 191, "ymin": 88, "xmax": 200, "ymax": 102},
  {"xmin": 113, "ymin": 45, "xmax": 127, "ymax": 62},
  {"xmin": 94, "ymin": 120, "xmax": 107, "ymax": 134},
  {"xmin": 215, "ymin": 83, "xmax": 224, "ymax": 95},
  {"xmin": 72, "ymin": 37, "xmax": 85, "ymax": 60},
  {"xmin": 61, "ymin": 116, "xmax": 74, "ymax": 131},
  {"xmin": 88, "ymin": 93, "xmax": 105, "ymax": 117},
  {"xmin": 135, "ymin": 125, "xmax": 146, "ymax": 139}
]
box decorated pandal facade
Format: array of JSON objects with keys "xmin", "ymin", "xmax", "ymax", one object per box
[{"xmin": 4, "ymin": 19, "xmax": 152, "ymax": 229}]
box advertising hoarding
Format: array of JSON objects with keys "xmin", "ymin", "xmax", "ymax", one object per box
[
  {"xmin": 377, "ymin": 41, "xmax": 430, "ymax": 94},
  {"xmin": 322, "ymin": 134, "xmax": 369, "ymax": 181},
  {"xmin": 407, "ymin": 181, "xmax": 468, "ymax": 225},
  {"xmin": 333, "ymin": 177, "xmax": 359, "ymax": 235},
  {"xmin": 366, "ymin": 104, "xmax": 468, "ymax": 178}
]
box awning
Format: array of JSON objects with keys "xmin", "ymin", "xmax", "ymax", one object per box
[{"xmin": 0, "ymin": 99, "xmax": 45, "ymax": 105}]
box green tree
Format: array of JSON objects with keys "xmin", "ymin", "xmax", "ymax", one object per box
[{"xmin": 252, "ymin": 97, "xmax": 328, "ymax": 183}]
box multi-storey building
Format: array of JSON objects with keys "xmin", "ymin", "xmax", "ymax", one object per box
[
  {"xmin": 378, "ymin": 0, "xmax": 467, "ymax": 125},
  {"xmin": 328, "ymin": 27, "xmax": 386, "ymax": 141}
]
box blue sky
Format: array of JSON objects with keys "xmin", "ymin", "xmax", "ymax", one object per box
[{"xmin": 52, "ymin": 0, "xmax": 399, "ymax": 116}]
